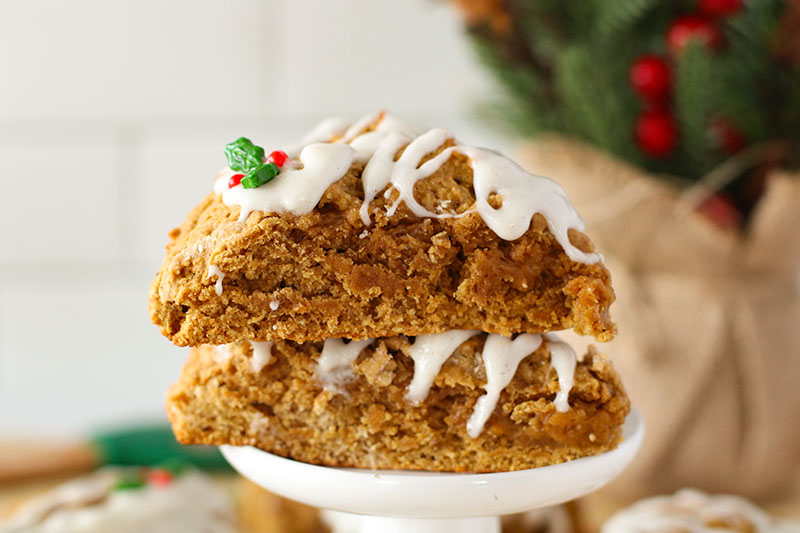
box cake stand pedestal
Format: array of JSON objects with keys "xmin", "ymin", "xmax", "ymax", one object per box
[{"xmin": 221, "ymin": 409, "xmax": 644, "ymax": 533}]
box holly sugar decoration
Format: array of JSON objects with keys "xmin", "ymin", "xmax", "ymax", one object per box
[
  {"xmin": 224, "ymin": 137, "xmax": 264, "ymax": 174},
  {"xmin": 224, "ymin": 137, "xmax": 290, "ymax": 189}
]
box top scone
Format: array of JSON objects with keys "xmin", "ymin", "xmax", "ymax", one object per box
[{"xmin": 149, "ymin": 112, "xmax": 616, "ymax": 346}]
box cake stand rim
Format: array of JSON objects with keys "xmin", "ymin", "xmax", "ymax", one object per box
[{"xmin": 221, "ymin": 407, "xmax": 644, "ymax": 519}]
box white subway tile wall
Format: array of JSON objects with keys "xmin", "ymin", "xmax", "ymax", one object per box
[{"xmin": 0, "ymin": 0, "xmax": 509, "ymax": 435}]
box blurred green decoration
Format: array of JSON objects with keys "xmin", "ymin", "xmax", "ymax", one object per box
[
  {"xmin": 451, "ymin": 0, "xmax": 800, "ymax": 218},
  {"xmin": 91, "ymin": 424, "xmax": 231, "ymax": 472}
]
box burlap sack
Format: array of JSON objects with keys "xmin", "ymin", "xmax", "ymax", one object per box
[{"xmin": 519, "ymin": 136, "xmax": 800, "ymax": 500}]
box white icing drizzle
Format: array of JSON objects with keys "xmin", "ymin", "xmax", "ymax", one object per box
[
  {"xmin": 282, "ymin": 117, "xmax": 352, "ymax": 160},
  {"xmin": 207, "ymin": 265, "xmax": 224, "ymax": 296},
  {"xmin": 302, "ymin": 116, "xmax": 352, "ymax": 145},
  {"xmin": 544, "ymin": 332, "xmax": 577, "ymax": 413},
  {"xmin": 367, "ymin": 128, "xmax": 456, "ymax": 221},
  {"xmin": 314, "ymin": 338, "xmax": 372, "ymax": 392},
  {"xmin": 214, "ymin": 113, "xmax": 600, "ymax": 264},
  {"xmin": 212, "ymin": 344, "xmax": 232, "ymax": 364},
  {"xmin": 359, "ymin": 131, "xmax": 413, "ymax": 223},
  {"xmin": 405, "ymin": 330, "xmax": 479, "ymax": 405},
  {"xmin": 341, "ymin": 112, "xmax": 382, "ymax": 143},
  {"xmin": 601, "ymin": 489, "xmax": 799, "ymax": 533},
  {"xmin": 348, "ymin": 114, "xmax": 424, "ymax": 163},
  {"xmin": 215, "ymin": 142, "xmax": 357, "ymax": 222},
  {"xmin": 295, "ymin": 330, "xmax": 580, "ymax": 437},
  {"xmin": 249, "ymin": 341, "xmax": 274, "ymax": 373},
  {"xmin": 466, "ymin": 146, "xmax": 596, "ymax": 262},
  {"xmin": 466, "ymin": 334, "xmax": 544, "ymax": 438}
]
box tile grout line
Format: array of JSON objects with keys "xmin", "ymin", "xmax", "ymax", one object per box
[{"xmin": 116, "ymin": 125, "xmax": 142, "ymax": 269}]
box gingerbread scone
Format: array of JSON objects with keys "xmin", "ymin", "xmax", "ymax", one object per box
[
  {"xmin": 152, "ymin": 112, "xmax": 628, "ymax": 473},
  {"xmin": 166, "ymin": 333, "xmax": 628, "ymax": 472},
  {"xmin": 149, "ymin": 113, "xmax": 615, "ymax": 346}
]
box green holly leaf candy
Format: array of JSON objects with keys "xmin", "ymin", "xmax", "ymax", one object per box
[
  {"xmin": 241, "ymin": 162, "xmax": 279, "ymax": 189},
  {"xmin": 224, "ymin": 137, "xmax": 265, "ymax": 173},
  {"xmin": 114, "ymin": 470, "xmax": 146, "ymax": 491}
]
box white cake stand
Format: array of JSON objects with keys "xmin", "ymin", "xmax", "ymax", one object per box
[{"xmin": 221, "ymin": 409, "xmax": 644, "ymax": 533}]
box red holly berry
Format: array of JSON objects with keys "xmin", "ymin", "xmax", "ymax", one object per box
[
  {"xmin": 667, "ymin": 15, "xmax": 723, "ymax": 54},
  {"xmin": 629, "ymin": 55, "xmax": 672, "ymax": 103},
  {"xmin": 146, "ymin": 469, "xmax": 173, "ymax": 487},
  {"xmin": 228, "ymin": 173, "xmax": 244, "ymax": 188},
  {"xmin": 267, "ymin": 150, "xmax": 289, "ymax": 167},
  {"xmin": 709, "ymin": 117, "xmax": 747, "ymax": 154},
  {"xmin": 698, "ymin": 0, "xmax": 743, "ymax": 18},
  {"xmin": 697, "ymin": 192, "xmax": 741, "ymax": 231},
  {"xmin": 635, "ymin": 109, "xmax": 678, "ymax": 158}
]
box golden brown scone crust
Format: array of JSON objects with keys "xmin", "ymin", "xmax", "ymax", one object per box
[
  {"xmin": 166, "ymin": 335, "xmax": 629, "ymax": 473},
  {"xmin": 149, "ymin": 147, "xmax": 616, "ymax": 346}
]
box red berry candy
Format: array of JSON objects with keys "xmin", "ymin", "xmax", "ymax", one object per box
[
  {"xmin": 267, "ymin": 150, "xmax": 289, "ymax": 167},
  {"xmin": 629, "ymin": 55, "xmax": 672, "ymax": 103},
  {"xmin": 709, "ymin": 117, "xmax": 747, "ymax": 154},
  {"xmin": 667, "ymin": 15, "xmax": 723, "ymax": 54},
  {"xmin": 635, "ymin": 109, "xmax": 678, "ymax": 158},
  {"xmin": 146, "ymin": 469, "xmax": 173, "ymax": 487},
  {"xmin": 698, "ymin": 0, "xmax": 742, "ymax": 17},
  {"xmin": 228, "ymin": 173, "xmax": 244, "ymax": 188}
]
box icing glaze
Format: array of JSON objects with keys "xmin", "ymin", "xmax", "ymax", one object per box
[
  {"xmin": 249, "ymin": 341, "xmax": 274, "ymax": 373},
  {"xmin": 601, "ymin": 489, "xmax": 800, "ymax": 533},
  {"xmin": 213, "ymin": 344, "xmax": 232, "ymax": 364},
  {"xmin": 405, "ymin": 330, "xmax": 479, "ymax": 405},
  {"xmin": 301, "ymin": 116, "xmax": 352, "ymax": 146},
  {"xmin": 306, "ymin": 330, "xmax": 577, "ymax": 438},
  {"xmin": 348, "ymin": 113, "xmax": 424, "ymax": 164},
  {"xmin": 314, "ymin": 338, "xmax": 372, "ymax": 392},
  {"xmin": 215, "ymin": 142, "xmax": 357, "ymax": 222},
  {"xmin": 207, "ymin": 265, "xmax": 224, "ymax": 296},
  {"xmin": 466, "ymin": 334, "xmax": 543, "ymax": 438},
  {"xmin": 544, "ymin": 333, "xmax": 577, "ymax": 413},
  {"xmin": 214, "ymin": 112, "xmax": 601, "ymax": 264}
]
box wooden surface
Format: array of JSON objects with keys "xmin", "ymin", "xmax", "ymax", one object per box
[{"xmin": 0, "ymin": 440, "xmax": 97, "ymax": 485}]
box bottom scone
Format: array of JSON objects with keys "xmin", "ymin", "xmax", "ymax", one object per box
[{"xmin": 166, "ymin": 332, "xmax": 629, "ymax": 472}]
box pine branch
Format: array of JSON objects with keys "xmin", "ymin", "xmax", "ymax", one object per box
[
  {"xmin": 555, "ymin": 45, "xmax": 638, "ymax": 160},
  {"xmin": 674, "ymin": 42, "xmax": 719, "ymax": 175},
  {"xmin": 593, "ymin": 0, "xmax": 663, "ymax": 38}
]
